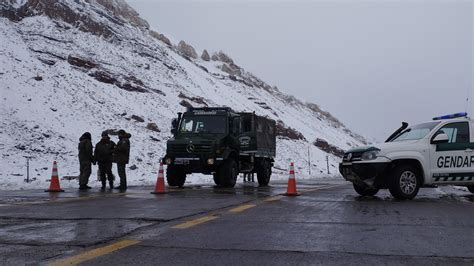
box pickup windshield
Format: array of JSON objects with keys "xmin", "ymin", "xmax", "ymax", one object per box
[
  {"xmin": 179, "ymin": 115, "xmax": 227, "ymax": 134},
  {"xmin": 391, "ymin": 122, "xmax": 440, "ymax": 142}
]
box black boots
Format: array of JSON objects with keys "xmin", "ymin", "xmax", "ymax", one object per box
[{"xmin": 101, "ymin": 181, "xmax": 113, "ymax": 190}]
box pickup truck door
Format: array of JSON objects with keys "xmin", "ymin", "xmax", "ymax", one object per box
[{"xmin": 430, "ymin": 121, "xmax": 474, "ymax": 184}]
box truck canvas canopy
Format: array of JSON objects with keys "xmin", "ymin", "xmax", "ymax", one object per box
[{"xmin": 239, "ymin": 112, "xmax": 276, "ymax": 157}]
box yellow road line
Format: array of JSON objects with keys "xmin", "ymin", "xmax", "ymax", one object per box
[
  {"xmin": 172, "ymin": 215, "xmax": 218, "ymax": 229},
  {"xmin": 264, "ymin": 195, "xmax": 283, "ymax": 202},
  {"xmin": 48, "ymin": 239, "xmax": 140, "ymax": 266},
  {"xmin": 228, "ymin": 204, "xmax": 256, "ymax": 213}
]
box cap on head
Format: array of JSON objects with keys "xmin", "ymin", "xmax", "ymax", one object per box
[
  {"xmin": 101, "ymin": 131, "xmax": 109, "ymax": 137},
  {"xmin": 118, "ymin": 129, "xmax": 126, "ymax": 136},
  {"xmin": 80, "ymin": 132, "xmax": 92, "ymax": 141}
]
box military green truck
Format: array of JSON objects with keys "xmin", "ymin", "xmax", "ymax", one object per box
[{"xmin": 163, "ymin": 107, "xmax": 276, "ymax": 188}]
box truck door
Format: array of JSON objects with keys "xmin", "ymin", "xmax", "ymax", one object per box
[{"xmin": 430, "ymin": 121, "xmax": 474, "ymax": 184}]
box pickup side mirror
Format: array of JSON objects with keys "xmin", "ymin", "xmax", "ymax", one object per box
[{"xmin": 431, "ymin": 133, "xmax": 449, "ymax": 144}]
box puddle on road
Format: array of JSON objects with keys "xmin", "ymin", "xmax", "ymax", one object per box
[
  {"xmin": 0, "ymin": 220, "xmax": 151, "ymax": 245},
  {"xmin": 353, "ymin": 196, "xmax": 387, "ymax": 202},
  {"xmin": 344, "ymin": 191, "xmax": 474, "ymax": 204},
  {"xmin": 122, "ymin": 184, "xmax": 279, "ymax": 199}
]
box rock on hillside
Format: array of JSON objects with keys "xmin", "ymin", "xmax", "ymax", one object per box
[{"xmin": 177, "ymin": 40, "xmax": 198, "ymax": 59}]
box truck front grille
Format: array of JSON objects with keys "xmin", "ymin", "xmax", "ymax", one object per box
[
  {"xmin": 169, "ymin": 144, "xmax": 213, "ymax": 154},
  {"xmin": 343, "ymin": 152, "xmax": 363, "ymax": 162}
]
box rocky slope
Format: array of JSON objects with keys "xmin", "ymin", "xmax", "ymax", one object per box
[{"xmin": 0, "ymin": 0, "xmax": 365, "ymax": 189}]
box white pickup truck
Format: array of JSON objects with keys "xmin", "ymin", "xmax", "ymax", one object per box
[{"xmin": 339, "ymin": 113, "xmax": 474, "ymax": 200}]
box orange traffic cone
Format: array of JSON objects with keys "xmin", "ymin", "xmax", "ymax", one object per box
[
  {"xmin": 284, "ymin": 162, "xmax": 299, "ymax": 196},
  {"xmin": 151, "ymin": 162, "xmax": 166, "ymax": 194},
  {"xmin": 45, "ymin": 161, "xmax": 64, "ymax": 192}
]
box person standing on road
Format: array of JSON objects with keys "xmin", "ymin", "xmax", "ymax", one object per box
[
  {"xmin": 114, "ymin": 129, "xmax": 131, "ymax": 190},
  {"xmin": 94, "ymin": 131, "xmax": 116, "ymax": 190},
  {"xmin": 78, "ymin": 132, "xmax": 94, "ymax": 190}
]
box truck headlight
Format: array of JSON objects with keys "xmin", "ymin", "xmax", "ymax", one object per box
[
  {"xmin": 207, "ymin": 158, "xmax": 215, "ymax": 165},
  {"xmin": 165, "ymin": 158, "xmax": 173, "ymax": 165},
  {"xmin": 361, "ymin": 150, "xmax": 380, "ymax": 161}
]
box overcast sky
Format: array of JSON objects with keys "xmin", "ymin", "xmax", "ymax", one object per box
[{"xmin": 128, "ymin": 0, "xmax": 473, "ymax": 141}]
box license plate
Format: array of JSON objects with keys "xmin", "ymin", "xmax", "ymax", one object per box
[{"xmin": 174, "ymin": 159, "xmax": 190, "ymax": 165}]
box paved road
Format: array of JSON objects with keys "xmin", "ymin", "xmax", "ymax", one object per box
[{"xmin": 0, "ymin": 179, "xmax": 472, "ymax": 265}]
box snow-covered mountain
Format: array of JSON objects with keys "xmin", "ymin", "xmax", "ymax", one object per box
[{"xmin": 0, "ymin": 0, "xmax": 365, "ymax": 189}]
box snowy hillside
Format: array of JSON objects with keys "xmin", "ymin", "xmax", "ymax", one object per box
[{"xmin": 0, "ymin": 0, "xmax": 365, "ymax": 190}]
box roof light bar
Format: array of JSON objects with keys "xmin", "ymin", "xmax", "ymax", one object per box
[{"xmin": 432, "ymin": 112, "xmax": 468, "ymax": 121}]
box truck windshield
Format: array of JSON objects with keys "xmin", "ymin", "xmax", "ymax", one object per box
[
  {"xmin": 179, "ymin": 115, "xmax": 227, "ymax": 134},
  {"xmin": 391, "ymin": 122, "xmax": 440, "ymax": 142}
]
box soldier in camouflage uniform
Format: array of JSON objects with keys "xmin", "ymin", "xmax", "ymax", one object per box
[
  {"xmin": 78, "ymin": 132, "xmax": 94, "ymax": 190},
  {"xmin": 114, "ymin": 129, "xmax": 131, "ymax": 190},
  {"xmin": 94, "ymin": 131, "xmax": 116, "ymax": 190}
]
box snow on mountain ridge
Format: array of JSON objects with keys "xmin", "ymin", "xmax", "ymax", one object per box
[{"xmin": 0, "ymin": 0, "xmax": 364, "ymax": 190}]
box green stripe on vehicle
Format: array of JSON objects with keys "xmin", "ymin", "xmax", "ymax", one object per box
[{"xmin": 432, "ymin": 172, "xmax": 474, "ymax": 182}]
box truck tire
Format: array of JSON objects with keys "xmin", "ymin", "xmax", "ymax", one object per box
[
  {"xmin": 467, "ymin": 186, "xmax": 474, "ymax": 193},
  {"xmin": 216, "ymin": 159, "xmax": 238, "ymax": 188},
  {"xmin": 166, "ymin": 165, "xmax": 186, "ymax": 188},
  {"xmin": 388, "ymin": 165, "xmax": 420, "ymax": 200},
  {"xmin": 257, "ymin": 159, "xmax": 272, "ymax": 186},
  {"xmin": 353, "ymin": 183, "xmax": 379, "ymax": 196}
]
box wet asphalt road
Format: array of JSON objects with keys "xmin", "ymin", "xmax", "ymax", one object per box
[{"xmin": 0, "ymin": 178, "xmax": 473, "ymax": 265}]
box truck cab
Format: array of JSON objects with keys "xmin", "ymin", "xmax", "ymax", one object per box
[
  {"xmin": 340, "ymin": 112, "xmax": 474, "ymax": 200},
  {"xmin": 164, "ymin": 107, "xmax": 276, "ymax": 188}
]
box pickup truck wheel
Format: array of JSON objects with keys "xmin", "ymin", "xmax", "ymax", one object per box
[
  {"xmin": 467, "ymin": 186, "xmax": 474, "ymax": 193},
  {"xmin": 217, "ymin": 159, "xmax": 238, "ymax": 188},
  {"xmin": 388, "ymin": 165, "xmax": 420, "ymax": 200},
  {"xmin": 353, "ymin": 183, "xmax": 379, "ymax": 196},
  {"xmin": 257, "ymin": 160, "xmax": 272, "ymax": 186},
  {"xmin": 166, "ymin": 166, "xmax": 186, "ymax": 188}
]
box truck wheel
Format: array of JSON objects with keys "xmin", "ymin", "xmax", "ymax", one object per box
[
  {"xmin": 257, "ymin": 159, "xmax": 272, "ymax": 186},
  {"xmin": 166, "ymin": 165, "xmax": 186, "ymax": 188},
  {"xmin": 216, "ymin": 159, "xmax": 238, "ymax": 188},
  {"xmin": 388, "ymin": 165, "xmax": 420, "ymax": 200},
  {"xmin": 467, "ymin": 186, "xmax": 474, "ymax": 193},
  {"xmin": 353, "ymin": 183, "xmax": 379, "ymax": 196}
]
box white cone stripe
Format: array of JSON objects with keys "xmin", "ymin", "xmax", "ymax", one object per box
[{"xmin": 52, "ymin": 162, "xmax": 59, "ymax": 176}]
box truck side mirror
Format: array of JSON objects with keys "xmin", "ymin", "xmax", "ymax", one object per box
[
  {"xmin": 171, "ymin": 119, "xmax": 178, "ymax": 135},
  {"xmin": 431, "ymin": 133, "xmax": 449, "ymax": 144}
]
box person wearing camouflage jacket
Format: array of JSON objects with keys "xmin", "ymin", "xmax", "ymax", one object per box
[
  {"xmin": 114, "ymin": 130, "xmax": 131, "ymax": 190},
  {"xmin": 78, "ymin": 132, "xmax": 94, "ymax": 190},
  {"xmin": 94, "ymin": 131, "xmax": 116, "ymax": 190}
]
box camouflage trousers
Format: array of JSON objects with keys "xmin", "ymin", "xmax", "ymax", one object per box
[
  {"xmin": 117, "ymin": 163, "xmax": 127, "ymax": 188},
  {"xmin": 79, "ymin": 161, "xmax": 91, "ymax": 186}
]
